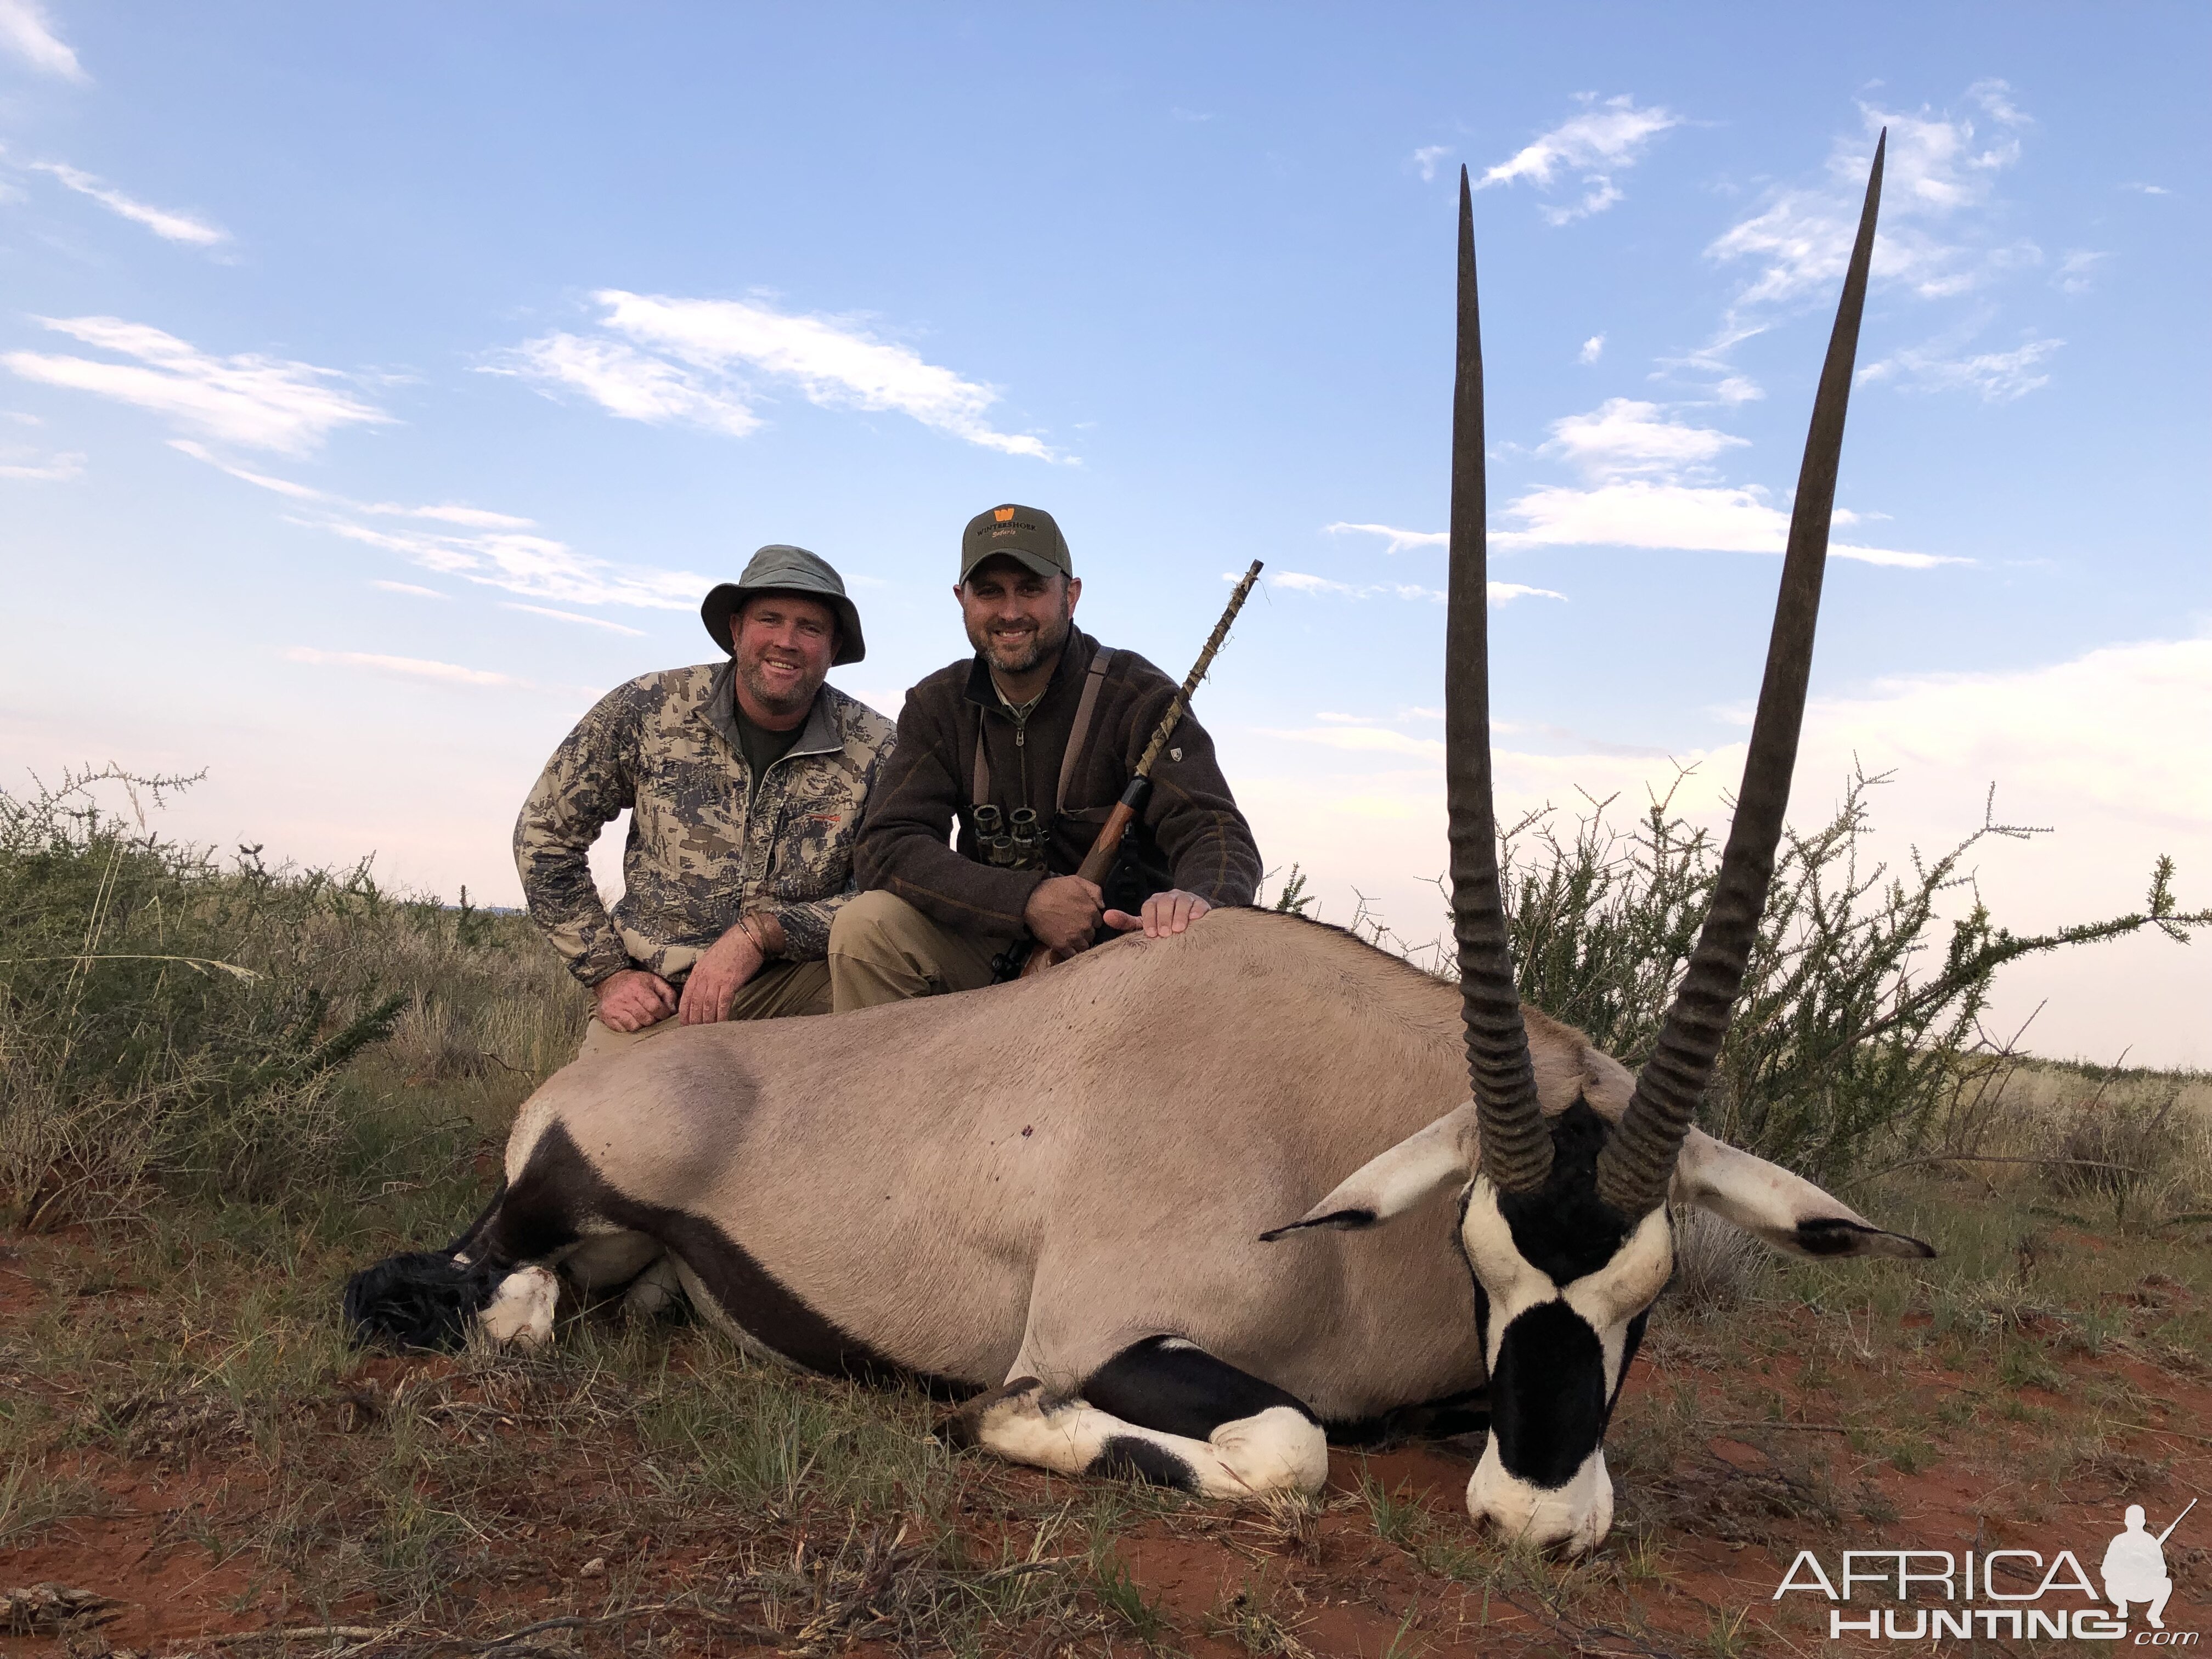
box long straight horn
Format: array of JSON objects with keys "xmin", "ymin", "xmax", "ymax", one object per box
[
  {"xmin": 1446, "ymin": 166, "xmax": 1551, "ymax": 1195},
  {"xmin": 1595, "ymin": 131, "xmax": 1888, "ymax": 1220}
]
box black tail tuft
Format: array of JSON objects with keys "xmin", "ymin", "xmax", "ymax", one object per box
[{"xmin": 343, "ymin": 1251, "xmax": 507, "ymax": 1352}]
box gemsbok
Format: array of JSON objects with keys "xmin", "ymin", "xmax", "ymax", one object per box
[{"xmin": 349, "ymin": 138, "xmax": 1926, "ymax": 1554}]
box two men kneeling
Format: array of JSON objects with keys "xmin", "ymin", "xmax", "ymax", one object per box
[{"xmin": 513, "ymin": 503, "xmax": 1260, "ymax": 1048}]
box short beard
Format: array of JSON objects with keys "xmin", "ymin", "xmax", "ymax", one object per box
[
  {"xmin": 970, "ymin": 593, "xmax": 1074, "ymax": 678},
  {"xmin": 735, "ymin": 648, "xmax": 821, "ymax": 719}
]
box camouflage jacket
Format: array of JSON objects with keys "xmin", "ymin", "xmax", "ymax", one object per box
[{"xmin": 515, "ymin": 663, "xmax": 895, "ymax": 986}]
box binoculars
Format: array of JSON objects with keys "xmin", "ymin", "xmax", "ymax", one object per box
[{"xmin": 972, "ymin": 804, "xmax": 1046, "ymax": 870}]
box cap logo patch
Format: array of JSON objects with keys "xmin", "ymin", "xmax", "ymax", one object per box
[{"xmin": 994, "ymin": 506, "xmax": 1015, "ymax": 523}]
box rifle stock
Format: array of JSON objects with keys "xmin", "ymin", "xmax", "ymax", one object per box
[{"xmin": 1014, "ymin": 560, "xmax": 1263, "ymax": 980}]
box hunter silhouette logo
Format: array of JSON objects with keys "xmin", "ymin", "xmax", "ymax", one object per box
[
  {"xmin": 2106, "ymin": 1499, "xmax": 2193, "ymax": 1631},
  {"xmin": 1774, "ymin": 1502, "xmax": 2200, "ymax": 1641}
]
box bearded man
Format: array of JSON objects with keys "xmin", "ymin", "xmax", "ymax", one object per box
[
  {"xmin": 831, "ymin": 504, "xmax": 1260, "ymax": 1010},
  {"xmin": 517, "ymin": 545, "xmax": 894, "ymax": 1054}
]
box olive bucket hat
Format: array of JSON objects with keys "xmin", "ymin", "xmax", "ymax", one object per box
[{"xmin": 700, "ymin": 544, "xmax": 866, "ymax": 666}]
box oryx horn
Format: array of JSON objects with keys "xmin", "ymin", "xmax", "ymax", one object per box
[
  {"xmin": 1446, "ymin": 166, "xmax": 1552, "ymax": 1195},
  {"xmin": 1594, "ymin": 132, "xmax": 1888, "ymax": 1220}
]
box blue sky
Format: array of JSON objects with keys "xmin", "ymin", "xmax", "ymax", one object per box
[{"xmin": 3, "ymin": 4, "xmax": 2206, "ymax": 1062}]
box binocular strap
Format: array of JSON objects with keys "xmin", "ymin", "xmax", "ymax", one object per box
[{"xmin": 970, "ymin": 647, "xmax": 1117, "ymax": 822}]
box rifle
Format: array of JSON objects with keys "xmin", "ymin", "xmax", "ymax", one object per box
[
  {"xmin": 2156, "ymin": 1499, "xmax": 2197, "ymax": 1546},
  {"xmin": 1005, "ymin": 558, "xmax": 1265, "ymax": 979}
]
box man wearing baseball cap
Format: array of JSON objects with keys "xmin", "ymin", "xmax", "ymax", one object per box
[
  {"xmin": 830, "ymin": 504, "xmax": 1260, "ymax": 1008},
  {"xmin": 516, "ymin": 544, "xmax": 895, "ymax": 1053}
]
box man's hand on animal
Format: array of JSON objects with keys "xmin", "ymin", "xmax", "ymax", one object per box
[
  {"xmin": 1023, "ymin": 874, "xmax": 1104, "ymax": 955},
  {"xmin": 1105, "ymin": 888, "xmax": 1212, "ymax": 938},
  {"xmin": 678, "ymin": 916, "xmax": 783, "ymax": 1025},
  {"xmin": 590, "ymin": 968, "xmax": 677, "ymax": 1033}
]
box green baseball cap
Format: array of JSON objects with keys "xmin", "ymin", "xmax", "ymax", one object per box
[
  {"xmin": 960, "ymin": 503, "xmax": 1073, "ymax": 584},
  {"xmin": 700, "ymin": 544, "xmax": 866, "ymax": 666}
]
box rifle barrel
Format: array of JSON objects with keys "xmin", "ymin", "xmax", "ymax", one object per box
[
  {"xmin": 1132, "ymin": 560, "xmax": 1264, "ymax": 781},
  {"xmin": 2157, "ymin": 1497, "xmax": 2197, "ymax": 1545}
]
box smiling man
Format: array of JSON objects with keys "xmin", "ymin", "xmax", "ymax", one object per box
[
  {"xmin": 831, "ymin": 504, "xmax": 1259, "ymax": 1009},
  {"xmin": 516, "ymin": 545, "xmax": 895, "ymax": 1054}
]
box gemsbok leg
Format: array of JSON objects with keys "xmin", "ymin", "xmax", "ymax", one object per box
[{"xmin": 950, "ymin": 1336, "xmax": 1328, "ymax": 1498}]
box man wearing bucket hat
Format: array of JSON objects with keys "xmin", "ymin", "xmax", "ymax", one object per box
[
  {"xmin": 830, "ymin": 504, "xmax": 1259, "ymax": 1009},
  {"xmin": 515, "ymin": 544, "xmax": 895, "ymax": 1054}
]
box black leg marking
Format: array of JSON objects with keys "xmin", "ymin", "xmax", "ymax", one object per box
[
  {"xmin": 940, "ymin": 1377, "xmax": 1042, "ymax": 1449},
  {"xmin": 442, "ymin": 1177, "xmax": 511, "ymax": 1259},
  {"xmin": 1328, "ymin": 1388, "xmax": 1492, "ymax": 1448},
  {"xmin": 1090, "ymin": 1435, "xmax": 1197, "ymax": 1490},
  {"xmin": 1080, "ymin": 1336, "xmax": 1317, "ymax": 1442},
  {"xmin": 481, "ymin": 1122, "xmax": 975, "ymax": 1396},
  {"xmin": 342, "ymin": 1251, "xmax": 506, "ymax": 1352}
]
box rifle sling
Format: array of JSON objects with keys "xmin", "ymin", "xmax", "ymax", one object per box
[{"xmin": 969, "ymin": 647, "xmax": 1116, "ymax": 823}]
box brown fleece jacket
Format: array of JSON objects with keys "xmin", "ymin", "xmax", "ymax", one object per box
[{"xmin": 855, "ymin": 629, "xmax": 1261, "ymax": 940}]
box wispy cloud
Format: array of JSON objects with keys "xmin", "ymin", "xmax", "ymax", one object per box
[
  {"xmin": 2120, "ymin": 182, "xmax": 2170, "ymax": 196},
  {"xmin": 170, "ymin": 438, "xmax": 707, "ymax": 613},
  {"xmin": 1578, "ymin": 334, "xmax": 1605, "ymax": 365},
  {"xmin": 496, "ymin": 289, "xmax": 1059, "ymax": 459},
  {"xmin": 1492, "ymin": 478, "xmax": 1962, "ymax": 568},
  {"xmin": 0, "ymin": 445, "xmax": 83, "ymax": 481},
  {"xmin": 167, "ymin": 437, "xmax": 325, "ymax": 496},
  {"xmin": 371, "ymin": 580, "xmax": 445, "ymax": 599},
  {"xmin": 283, "ymin": 647, "xmax": 531, "ymax": 690},
  {"xmin": 1410, "ymin": 145, "xmax": 1453, "ymax": 183},
  {"xmin": 7, "ymin": 318, "xmax": 390, "ymax": 453},
  {"xmin": 1708, "ymin": 82, "xmax": 2036, "ymax": 313},
  {"xmin": 1539, "ymin": 397, "xmax": 1747, "ymax": 477},
  {"xmin": 1330, "ymin": 396, "xmax": 1955, "ymax": 570},
  {"xmin": 1259, "ymin": 725, "xmax": 1447, "ymax": 759},
  {"xmin": 1477, "ymin": 94, "xmax": 1680, "ymax": 225},
  {"xmin": 1856, "ymin": 335, "xmax": 2062, "ymax": 402},
  {"xmin": 503, "ymin": 602, "xmax": 646, "ymax": 636},
  {"xmin": 493, "ymin": 330, "xmax": 760, "ymax": 437},
  {"xmin": 1273, "ymin": 569, "xmax": 1564, "ymax": 605},
  {"xmin": 368, "ymin": 501, "xmax": 535, "ymax": 529},
  {"xmin": 30, "ymin": 162, "xmax": 226, "ymax": 246},
  {"xmin": 1325, "ymin": 521, "xmax": 1449, "ymax": 555},
  {"xmin": 2052, "ymin": 249, "xmax": 2110, "ymax": 295},
  {"xmin": 322, "ymin": 519, "xmax": 705, "ymax": 611},
  {"xmin": 0, "ymin": 0, "xmax": 84, "ymax": 81}
]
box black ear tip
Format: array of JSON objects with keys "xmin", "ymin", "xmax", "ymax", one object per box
[{"xmin": 1259, "ymin": 1209, "xmax": 1378, "ymax": 1244}]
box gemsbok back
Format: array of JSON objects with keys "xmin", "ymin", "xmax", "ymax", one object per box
[{"xmin": 349, "ymin": 138, "xmax": 1926, "ymax": 1554}]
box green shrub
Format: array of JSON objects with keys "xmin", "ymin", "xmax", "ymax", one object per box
[
  {"xmin": 1496, "ymin": 770, "xmax": 2207, "ymax": 1182},
  {"xmin": 0, "ymin": 766, "xmax": 579, "ymax": 1222}
]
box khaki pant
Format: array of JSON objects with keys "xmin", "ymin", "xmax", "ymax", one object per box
[
  {"xmin": 576, "ymin": 959, "xmax": 832, "ymax": 1058},
  {"xmin": 827, "ymin": 889, "xmax": 1001, "ymax": 1012}
]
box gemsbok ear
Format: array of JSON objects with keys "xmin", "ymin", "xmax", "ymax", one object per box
[
  {"xmin": 1671, "ymin": 1129, "xmax": 1935, "ymax": 1260},
  {"xmin": 1261, "ymin": 1103, "xmax": 1477, "ymax": 1241}
]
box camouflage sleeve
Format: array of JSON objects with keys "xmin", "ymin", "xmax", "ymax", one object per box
[{"xmin": 513, "ymin": 685, "xmax": 645, "ymax": 987}]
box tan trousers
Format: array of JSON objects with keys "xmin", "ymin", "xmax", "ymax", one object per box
[
  {"xmin": 827, "ymin": 889, "xmax": 1000, "ymax": 1012},
  {"xmin": 576, "ymin": 959, "xmax": 832, "ymax": 1058}
]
